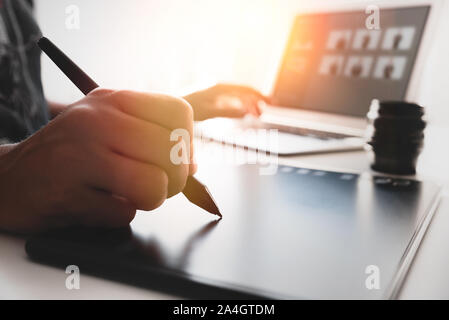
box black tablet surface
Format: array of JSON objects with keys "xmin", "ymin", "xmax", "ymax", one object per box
[{"xmin": 26, "ymin": 164, "xmax": 441, "ymax": 299}]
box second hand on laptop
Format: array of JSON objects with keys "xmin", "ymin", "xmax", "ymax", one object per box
[{"xmin": 37, "ymin": 37, "xmax": 221, "ymax": 218}]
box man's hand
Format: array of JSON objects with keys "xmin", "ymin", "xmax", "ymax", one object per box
[
  {"xmin": 48, "ymin": 101, "xmax": 68, "ymax": 119},
  {"xmin": 183, "ymin": 84, "xmax": 270, "ymax": 121},
  {"xmin": 0, "ymin": 89, "xmax": 194, "ymax": 233}
]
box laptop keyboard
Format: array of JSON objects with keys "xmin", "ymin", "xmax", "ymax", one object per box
[
  {"xmin": 195, "ymin": 118, "xmax": 365, "ymax": 155},
  {"xmin": 246, "ymin": 121, "xmax": 353, "ymax": 140}
]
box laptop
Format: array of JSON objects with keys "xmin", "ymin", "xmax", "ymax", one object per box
[{"xmin": 196, "ymin": 3, "xmax": 434, "ymax": 155}]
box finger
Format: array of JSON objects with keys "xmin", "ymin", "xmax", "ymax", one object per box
[
  {"xmin": 212, "ymin": 106, "xmax": 247, "ymax": 118},
  {"xmin": 190, "ymin": 162, "xmax": 198, "ymax": 175},
  {"xmin": 87, "ymin": 88, "xmax": 115, "ymax": 98},
  {"xmin": 98, "ymin": 108, "xmax": 190, "ymax": 196},
  {"xmin": 105, "ymin": 91, "xmax": 194, "ymax": 174},
  {"xmin": 87, "ymin": 149, "xmax": 170, "ymax": 211},
  {"xmin": 215, "ymin": 84, "xmax": 271, "ymax": 104},
  {"xmin": 189, "ymin": 142, "xmax": 197, "ymax": 175},
  {"xmin": 240, "ymin": 96, "xmax": 261, "ymax": 117},
  {"xmin": 75, "ymin": 188, "xmax": 137, "ymax": 228},
  {"xmin": 247, "ymin": 94, "xmax": 263, "ymax": 116},
  {"xmin": 46, "ymin": 187, "xmax": 137, "ymax": 229},
  {"xmin": 256, "ymin": 103, "xmax": 262, "ymax": 116},
  {"xmin": 197, "ymin": 105, "xmax": 246, "ymax": 119},
  {"xmin": 215, "ymin": 85, "xmax": 267, "ymax": 116},
  {"xmin": 105, "ymin": 90, "xmax": 194, "ymax": 134},
  {"xmin": 214, "ymin": 95, "xmax": 248, "ymax": 118}
]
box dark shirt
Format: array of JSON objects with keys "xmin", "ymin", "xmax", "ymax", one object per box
[{"xmin": 0, "ymin": 0, "xmax": 48, "ymax": 143}]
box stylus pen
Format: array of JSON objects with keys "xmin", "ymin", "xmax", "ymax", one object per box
[{"xmin": 37, "ymin": 37, "xmax": 221, "ymax": 218}]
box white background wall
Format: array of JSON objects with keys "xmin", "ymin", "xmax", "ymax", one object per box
[{"xmin": 36, "ymin": 0, "xmax": 449, "ymax": 125}]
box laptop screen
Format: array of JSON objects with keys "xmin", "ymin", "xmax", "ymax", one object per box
[{"xmin": 272, "ymin": 6, "xmax": 430, "ymax": 117}]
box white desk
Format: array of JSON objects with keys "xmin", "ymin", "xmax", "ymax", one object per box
[{"xmin": 1, "ymin": 126, "xmax": 449, "ymax": 299}]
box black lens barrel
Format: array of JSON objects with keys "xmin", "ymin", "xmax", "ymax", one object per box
[{"xmin": 367, "ymin": 100, "xmax": 426, "ymax": 175}]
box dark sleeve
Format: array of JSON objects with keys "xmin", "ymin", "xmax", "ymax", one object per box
[
  {"xmin": 0, "ymin": 107, "xmax": 29, "ymax": 143},
  {"xmin": 26, "ymin": 0, "xmax": 34, "ymax": 9},
  {"xmin": 0, "ymin": 0, "xmax": 49, "ymax": 143}
]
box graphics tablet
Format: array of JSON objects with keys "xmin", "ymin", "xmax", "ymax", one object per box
[{"xmin": 26, "ymin": 164, "xmax": 441, "ymax": 299}]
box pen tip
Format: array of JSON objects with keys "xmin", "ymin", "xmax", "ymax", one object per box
[
  {"xmin": 183, "ymin": 176, "xmax": 222, "ymax": 218},
  {"xmin": 207, "ymin": 199, "xmax": 222, "ymax": 218}
]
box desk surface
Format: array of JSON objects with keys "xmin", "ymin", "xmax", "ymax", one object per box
[{"xmin": 1, "ymin": 126, "xmax": 449, "ymax": 299}]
